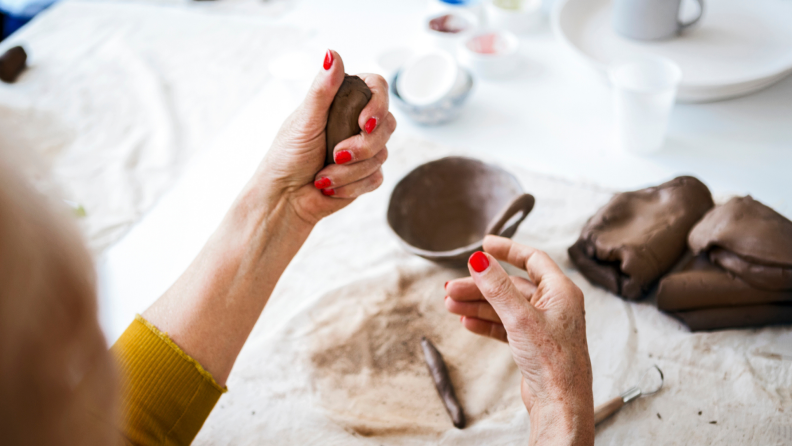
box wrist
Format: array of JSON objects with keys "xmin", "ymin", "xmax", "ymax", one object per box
[
  {"xmin": 218, "ymin": 178, "xmax": 314, "ymax": 256},
  {"xmin": 529, "ymin": 402, "xmax": 594, "ymax": 446}
]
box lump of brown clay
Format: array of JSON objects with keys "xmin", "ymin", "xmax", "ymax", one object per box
[
  {"xmin": 568, "ymin": 176, "xmax": 714, "ymax": 300},
  {"xmin": 421, "ymin": 337, "xmax": 465, "ymax": 429},
  {"xmin": 0, "ymin": 46, "xmax": 27, "ymax": 83},
  {"xmin": 657, "ymin": 255, "xmax": 792, "ymax": 313},
  {"xmin": 325, "ymin": 75, "xmax": 371, "ymax": 165},
  {"xmin": 688, "ymin": 196, "xmax": 792, "ymax": 291},
  {"xmin": 673, "ymin": 303, "xmax": 792, "ymax": 332}
]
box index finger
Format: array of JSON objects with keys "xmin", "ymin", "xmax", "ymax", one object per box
[
  {"xmin": 357, "ymin": 73, "xmax": 389, "ymax": 131},
  {"xmin": 482, "ymin": 235, "xmax": 563, "ymax": 286}
]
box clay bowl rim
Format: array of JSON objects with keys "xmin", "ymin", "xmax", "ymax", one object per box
[{"xmin": 386, "ymin": 156, "xmax": 529, "ymax": 260}]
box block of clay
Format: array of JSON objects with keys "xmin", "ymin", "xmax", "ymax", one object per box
[
  {"xmin": 325, "ymin": 75, "xmax": 372, "ymax": 165},
  {"xmin": 672, "ymin": 303, "xmax": 792, "ymax": 332},
  {"xmin": 0, "ymin": 46, "xmax": 27, "ymax": 83},
  {"xmin": 688, "ymin": 196, "xmax": 792, "ymax": 291},
  {"xmin": 568, "ymin": 176, "xmax": 714, "ymax": 300},
  {"xmin": 656, "ymin": 255, "xmax": 792, "ymax": 312}
]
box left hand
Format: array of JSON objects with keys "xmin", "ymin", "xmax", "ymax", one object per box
[{"xmin": 256, "ymin": 50, "xmax": 397, "ymax": 226}]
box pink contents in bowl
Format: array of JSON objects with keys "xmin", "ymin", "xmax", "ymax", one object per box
[{"xmin": 467, "ymin": 33, "xmax": 511, "ymax": 55}]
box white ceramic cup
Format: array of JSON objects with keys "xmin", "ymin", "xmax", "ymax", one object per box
[
  {"xmin": 609, "ymin": 57, "xmax": 682, "ymax": 155},
  {"xmin": 397, "ymin": 50, "xmax": 463, "ymax": 106},
  {"xmin": 612, "ymin": 0, "xmax": 704, "ymax": 41}
]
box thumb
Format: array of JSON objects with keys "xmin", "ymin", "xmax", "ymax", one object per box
[
  {"xmin": 468, "ymin": 251, "xmax": 541, "ymax": 333},
  {"xmin": 298, "ymin": 49, "xmax": 346, "ymax": 126}
]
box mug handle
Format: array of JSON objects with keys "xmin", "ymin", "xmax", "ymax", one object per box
[
  {"xmin": 678, "ymin": 0, "xmax": 704, "ymax": 32},
  {"xmin": 485, "ymin": 193, "xmax": 536, "ymax": 237}
]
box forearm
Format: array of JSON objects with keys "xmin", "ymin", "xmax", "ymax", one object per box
[
  {"xmin": 143, "ymin": 176, "xmax": 314, "ymax": 386},
  {"xmin": 529, "ymin": 404, "xmax": 595, "ymax": 446}
]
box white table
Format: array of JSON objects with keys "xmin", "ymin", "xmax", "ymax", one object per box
[{"xmin": 98, "ymin": 0, "xmax": 792, "ymax": 343}]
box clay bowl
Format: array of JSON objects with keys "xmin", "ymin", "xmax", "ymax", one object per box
[{"xmin": 387, "ymin": 157, "xmax": 535, "ymax": 266}]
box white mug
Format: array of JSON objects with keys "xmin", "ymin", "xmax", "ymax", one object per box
[{"xmin": 612, "ymin": 0, "xmax": 704, "ymax": 41}]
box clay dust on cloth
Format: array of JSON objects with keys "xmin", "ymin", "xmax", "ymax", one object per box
[
  {"xmin": 192, "ymin": 135, "xmax": 792, "ymax": 445},
  {"xmin": 0, "ymin": 0, "xmax": 302, "ymax": 253}
]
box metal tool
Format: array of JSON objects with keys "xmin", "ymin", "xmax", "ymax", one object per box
[{"xmin": 594, "ymin": 365, "xmax": 664, "ymax": 425}]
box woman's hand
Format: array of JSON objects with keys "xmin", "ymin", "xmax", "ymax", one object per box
[
  {"xmin": 445, "ymin": 235, "xmax": 594, "ymax": 446},
  {"xmin": 256, "ymin": 50, "xmax": 397, "ymax": 226},
  {"xmin": 144, "ymin": 51, "xmax": 396, "ymax": 387}
]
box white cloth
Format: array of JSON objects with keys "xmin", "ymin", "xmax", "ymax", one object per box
[
  {"xmin": 194, "ymin": 136, "xmax": 792, "ymax": 445},
  {"xmin": 0, "ymin": 0, "xmax": 301, "ymax": 252}
]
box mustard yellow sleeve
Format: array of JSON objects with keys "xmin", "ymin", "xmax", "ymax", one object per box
[{"xmin": 111, "ymin": 315, "xmax": 227, "ymax": 446}]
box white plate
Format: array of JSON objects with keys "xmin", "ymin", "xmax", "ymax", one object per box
[{"xmin": 552, "ymin": 0, "xmax": 792, "ymax": 102}]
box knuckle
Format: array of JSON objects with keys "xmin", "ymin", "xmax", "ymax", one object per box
[
  {"xmin": 369, "ymin": 169, "xmax": 385, "ymax": 188},
  {"xmin": 386, "ymin": 112, "xmax": 398, "ymax": 131},
  {"xmin": 377, "ymin": 147, "xmax": 389, "ymax": 163},
  {"xmin": 482, "ymin": 274, "xmax": 513, "ymax": 302}
]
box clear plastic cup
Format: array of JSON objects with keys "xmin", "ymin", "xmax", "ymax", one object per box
[{"xmin": 609, "ymin": 57, "xmax": 682, "ymax": 155}]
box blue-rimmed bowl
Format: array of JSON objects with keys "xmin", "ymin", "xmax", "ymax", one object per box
[{"xmin": 390, "ymin": 68, "xmax": 474, "ymax": 126}]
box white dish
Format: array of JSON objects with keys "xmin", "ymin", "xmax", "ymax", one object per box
[
  {"xmin": 484, "ymin": 0, "xmax": 544, "ymax": 34},
  {"xmin": 552, "ymin": 0, "xmax": 792, "ymax": 102},
  {"xmin": 397, "ymin": 50, "xmax": 462, "ymax": 106}
]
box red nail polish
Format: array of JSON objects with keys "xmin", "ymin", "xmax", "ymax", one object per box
[
  {"xmin": 323, "ymin": 50, "xmax": 333, "ymax": 70},
  {"xmin": 335, "ymin": 150, "xmax": 352, "ymax": 164},
  {"xmin": 321, "ymin": 188, "xmax": 335, "ymax": 196},
  {"xmin": 444, "ymin": 281, "xmax": 449, "ymax": 289},
  {"xmin": 460, "ymin": 316, "xmax": 464, "ymax": 323},
  {"xmin": 469, "ymin": 251, "xmax": 490, "ymax": 273},
  {"xmin": 314, "ymin": 177, "xmax": 331, "ymax": 189},
  {"xmin": 364, "ymin": 117, "xmax": 377, "ymax": 134}
]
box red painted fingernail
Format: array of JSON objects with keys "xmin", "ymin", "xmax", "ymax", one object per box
[
  {"xmin": 335, "ymin": 150, "xmax": 352, "ymax": 164},
  {"xmin": 323, "ymin": 50, "xmax": 333, "ymax": 70},
  {"xmin": 460, "ymin": 316, "xmax": 464, "ymax": 323},
  {"xmin": 321, "ymin": 188, "xmax": 335, "ymax": 196},
  {"xmin": 444, "ymin": 281, "xmax": 449, "ymax": 289},
  {"xmin": 314, "ymin": 177, "xmax": 331, "ymax": 189},
  {"xmin": 364, "ymin": 117, "xmax": 377, "ymax": 134},
  {"xmin": 469, "ymin": 251, "xmax": 490, "ymax": 273}
]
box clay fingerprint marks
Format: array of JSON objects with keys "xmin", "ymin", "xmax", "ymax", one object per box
[
  {"xmin": 325, "ymin": 75, "xmax": 372, "ymax": 165},
  {"xmin": 568, "ymin": 176, "xmax": 714, "ymax": 300},
  {"xmin": 0, "ymin": 46, "xmax": 27, "ymax": 83}
]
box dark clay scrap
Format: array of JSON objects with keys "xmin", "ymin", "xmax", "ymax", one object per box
[
  {"xmin": 421, "ymin": 337, "xmax": 465, "ymax": 429},
  {"xmin": 688, "ymin": 196, "xmax": 792, "ymax": 291},
  {"xmin": 656, "ymin": 255, "xmax": 792, "ymax": 312},
  {"xmin": 387, "ymin": 157, "xmax": 534, "ymax": 266},
  {"xmin": 0, "ymin": 46, "xmax": 27, "ymax": 83},
  {"xmin": 568, "ymin": 176, "xmax": 714, "ymax": 300},
  {"xmin": 325, "ymin": 75, "xmax": 372, "ymax": 165},
  {"xmin": 673, "ymin": 303, "xmax": 792, "ymax": 332}
]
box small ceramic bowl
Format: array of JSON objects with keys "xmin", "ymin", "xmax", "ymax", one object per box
[
  {"xmin": 423, "ymin": 9, "xmax": 480, "ymax": 53},
  {"xmin": 387, "ymin": 157, "xmax": 535, "ymax": 266},
  {"xmin": 484, "ymin": 0, "xmax": 544, "ymax": 34},
  {"xmin": 458, "ymin": 30, "xmax": 520, "ymax": 79},
  {"xmin": 390, "ymin": 68, "xmax": 474, "ymax": 125}
]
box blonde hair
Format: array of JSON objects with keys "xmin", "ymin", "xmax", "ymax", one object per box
[{"xmin": 0, "ymin": 159, "xmax": 119, "ymax": 444}]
